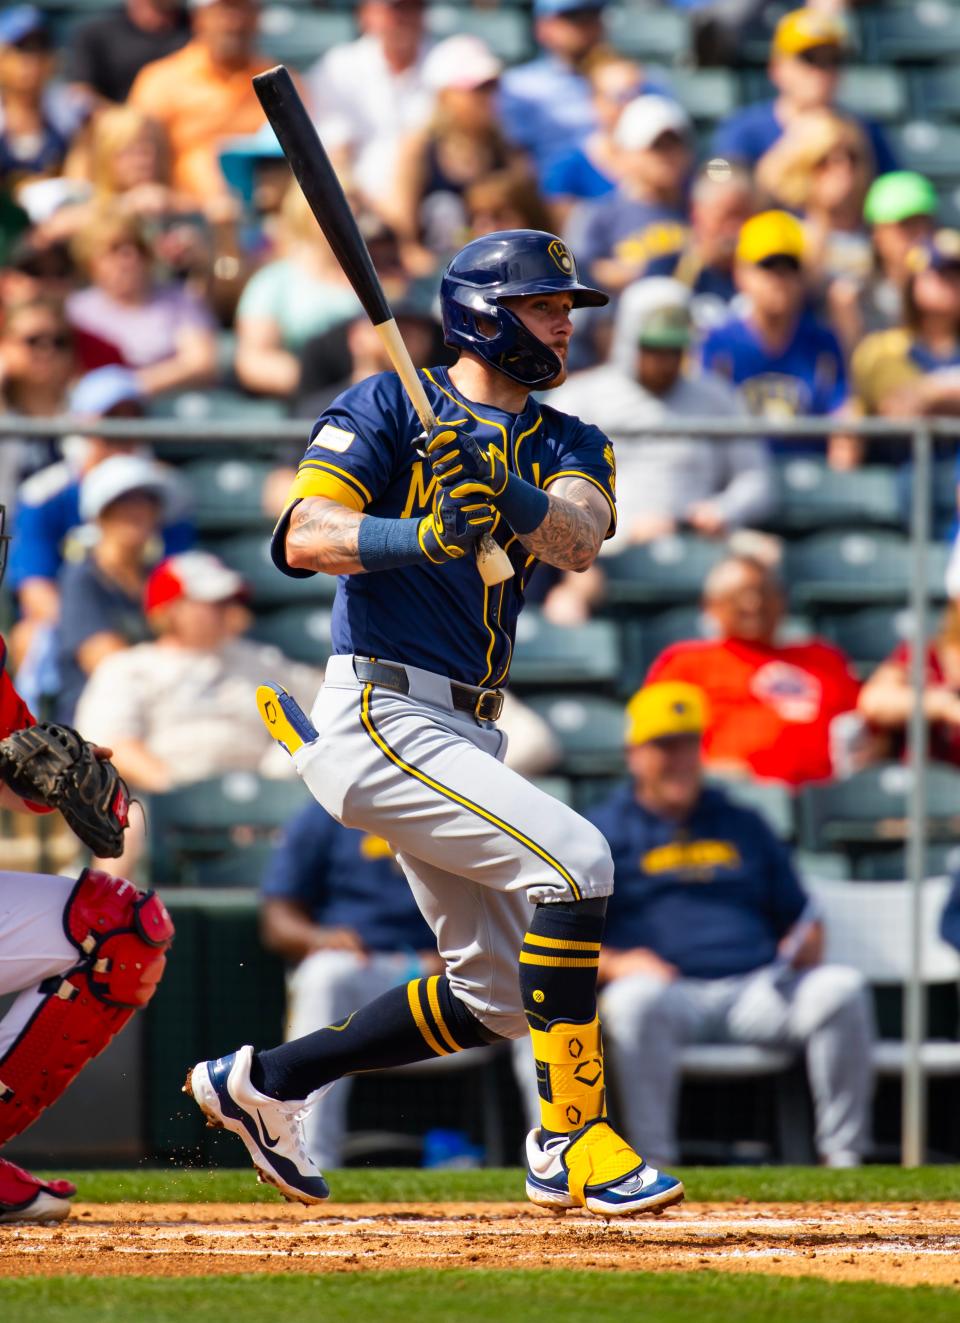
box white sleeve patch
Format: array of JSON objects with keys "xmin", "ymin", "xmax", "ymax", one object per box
[{"xmin": 316, "ymin": 424, "xmax": 356, "ymax": 453}]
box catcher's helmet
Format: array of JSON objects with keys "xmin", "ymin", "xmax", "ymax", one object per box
[{"xmin": 439, "ymin": 229, "xmax": 608, "ymax": 388}]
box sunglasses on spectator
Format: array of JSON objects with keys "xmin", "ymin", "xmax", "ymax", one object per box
[
  {"xmin": 756, "ymin": 255, "xmax": 802, "ymax": 275},
  {"xmin": 797, "ymin": 47, "xmax": 845, "ymax": 71},
  {"xmin": 15, "ymin": 332, "xmax": 72, "ymax": 351}
]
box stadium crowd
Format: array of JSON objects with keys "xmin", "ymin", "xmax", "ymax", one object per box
[{"xmin": 3, "ymin": 0, "xmax": 960, "ymax": 1168}]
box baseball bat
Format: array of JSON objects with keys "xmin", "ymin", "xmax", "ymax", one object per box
[{"xmin": 252, "ymin": 65, "xmax": 514, "ymax": 587}]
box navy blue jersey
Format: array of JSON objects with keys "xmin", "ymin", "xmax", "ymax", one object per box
[
  {"xmin": 261, "ymin": 800, "xmax": 435, "ymax": 953},
  {"xmin": 271, "ymin": 365, "xmax": 617, "ymax": 686},
  {"xmin": 589, "ymin": 783, "xmax": 807, "ymax": 980}
]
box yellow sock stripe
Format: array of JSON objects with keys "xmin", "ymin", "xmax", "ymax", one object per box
[
  {"xmin": 360, "ymin": 684, "xmax": 583, "ymax": 901},
  {"xmin": 522, "ymin": 934, "xmax": 601, "ymax": 952},
  {"xmin": 519, "ymin": 952, "xmax": 599, "ymax": 968},
  {"xmin": 406, "ymin": 979, "xmax": 450, "ymax": 1057},
  {"xmin": 425, "ymin": 974, "xmax": 463, "ymax": 1054}
]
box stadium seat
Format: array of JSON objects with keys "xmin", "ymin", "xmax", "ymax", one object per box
[
  {"xmin": 911, "ymin": 61, "xmax": 960, "ymax": 121},
  {"xmin": 784, "ymin": 532, "xmax": 912, "ymax": 609},
  {"xmin": 258, "ymin": 8, "xmax": 357, "ymax": 69},
  {"xmin": 887, "ymin": 120, "xmax": 960, "ymax": 182},
  {"xmin": 147, "ymin": 772, "xmax": 312, "ymax": 887},
  {"xmin": 668, "ymin": 69, "xmax": 740, "ymax": 124},
  {"xmin": 807, "ymin": 876, "xmax": 960, "ymax": 1079},
  {"xmin": 708, "ymin": 774, "xmax": 795, "ymax": 841},
  {"xmin": 815, "ymin": 605, "xmax": 916, "ymax": 672},
  {"xmin": 525, "ymin": 693, "xmax": 626, "ymax": 776},
  {"xmin": 839, "ymin": 66, "xmax": 909, "ymax": 122},
  {"xmin": 933, "ymin": 458, "xmax": 958, "ymax": 538},
  {"xmin": 602, "ymin": 535, "xmax": 726, "ymax": 607},
  {"xmin": 792, "ymin": 849, "xmax": 851, "ymax": 882},
  {"xmin": 426, "ymin": 5, "xmax": 534, "ymax": 62},
  {"xmin": 796, "ymin": 762, "xmax": 960, "ymax": 853},
  {"xmin": 862, "ymin": 4, "xmax": 960, "ymax": 64},
  {"xmin": 212, "ymin": 532, "xmax": 338, "ymax": 606},
  {"xmin": 853, "ymin": 841, "xmax": 960, "ymax": 881},
  {"xmin": 182, "ymin": 458, "xmax": 275, "ymax": 533},
  {"xmin": 248, "ymin": 604, "xmax": 334, "ymax": 664},
  {"xmin": 509, "ymin": 611, "xmax": 621, "ymax": 690},
  {"xmin": 603, "ymin": 6, "xmax": 690, "ymax": 63},
  {"xmin": 771, "ymin": 457, "xmax": 902, "ymax": 533}
]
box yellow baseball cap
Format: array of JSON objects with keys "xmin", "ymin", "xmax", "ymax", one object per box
[
  {"xmin": 625, "ymin": 682, "xmax": 707, "ymax": 746},
  {"xmin": 736, "ymin": 210, "xmax": 806, "ymax": 265},
  {"xmin": 772, "ymin": 8, "xmax": 848, "ymax": 58}
]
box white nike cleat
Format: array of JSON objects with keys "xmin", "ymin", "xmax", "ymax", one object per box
[
  {"xmin": 525, "ymin": 1121, "xmax": 684, "ymax": 1217},
  {"xmin": 184, "ymin": 1045, "xmax": 329, "ymax": 1204}
]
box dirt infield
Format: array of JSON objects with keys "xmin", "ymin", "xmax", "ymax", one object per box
[{"xmin": 3, "ymin": 1201, "xmax": 960, "ymax": 1286}]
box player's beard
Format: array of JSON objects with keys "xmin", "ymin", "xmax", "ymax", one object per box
[{"xmin": 540, "ymin": 346, "xmax": 569, "ymax": 390}]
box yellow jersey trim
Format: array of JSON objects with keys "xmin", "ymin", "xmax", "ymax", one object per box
[
  {"xmin": 513, "ymin": 414, "xmax": 543, "ymax": 473},
  {"xmin": 543, "ymin": 469, "xmax": 617, "ymax": 534},
  {"xmin": 286, "ymin": 468, "xmax": 365, "ymax": 513},
  {"xmin": 426, "ymin": 974, "xmax": 463, "ymax": 1053},
  {"xmin": 406, "ymin": 978, "xmax": 449, "ymax": 1056},
  {"xmin": 360, "ymin": 684, "xmax": 583, "ymax": 901},
  {"xmin": 299, "ymin": 458, "xmax": 373, "ymax": 508}
]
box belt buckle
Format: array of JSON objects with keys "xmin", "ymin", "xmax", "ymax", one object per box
[{"xmin": 474, "ymin": 689, "xmax": 503, "ymax": 722}]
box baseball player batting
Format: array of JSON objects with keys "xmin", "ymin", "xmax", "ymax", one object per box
[
  {"xmin": 0, "ymin": 504, "xmax": 173, "ymax": 1223},
  {"xmin": 185, "ymin": 229, "xmax": 684, "ymax": 1217}
]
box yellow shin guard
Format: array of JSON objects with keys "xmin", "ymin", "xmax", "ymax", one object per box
[
  {"xmin": 562, "ymin": 1121, "xmax": 646, "ymax": 1205},
  {"xmin": 528, "ymin": 1015, "xmax": 606, "ymax": 1134}
]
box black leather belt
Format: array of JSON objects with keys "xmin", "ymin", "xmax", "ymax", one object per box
[{"xmin": 353, "ymin": 657, "xmax": 504, "ymax": 722}]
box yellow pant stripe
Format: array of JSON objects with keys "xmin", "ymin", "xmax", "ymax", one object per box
[
  {"xmin": 522, "ymin": 934, "xmax": 601, "ymax": 952},
  {"xmin": 426, "ymin": 974, "xmax": 463, "ymax": 1054},
  {"xmin": 406, "ymin": 979, "xmax": 449, "ymax": 1057},
  {"xmin": 360, "ymin": 685, "xmax": 583, "ymax": 901},
  {"xmin": 519, "ymin": 952, "xmax": 599, "ymax": 968}
]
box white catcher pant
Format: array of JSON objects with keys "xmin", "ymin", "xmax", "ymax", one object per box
[
  {"xmin": 0, "ymin": 871, "xmax": 78, "ymax": 1059},
  {"xmin": 292, "ymin": 655, "xmax": 614, "ymax": 1041}
]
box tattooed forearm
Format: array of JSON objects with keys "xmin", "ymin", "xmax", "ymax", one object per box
[
  {"xmin": 518, "ymin": 478, "xmax": 610, "ymax": 571},
  {"xmin": 285, "ymin": 496, "xmax": 366, "ymax": 575}
]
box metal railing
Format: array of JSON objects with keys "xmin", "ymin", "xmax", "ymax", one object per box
[{"xmin": 1, "ymin": 408, "xmax": 954, "ymax": 1167}]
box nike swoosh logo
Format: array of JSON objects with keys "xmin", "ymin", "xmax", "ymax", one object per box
[{"xmin": 255, "ymin": 1111, "xmax": 280, "ymax": 1149}]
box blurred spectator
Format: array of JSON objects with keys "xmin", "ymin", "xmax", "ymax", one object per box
[
  {"xmin": 552, "ymin": 278, "xmax": 774, "ymax": 551},
  {"xmin": 0, "ymin": 232, "xmax": 75, "ymax": 311},
  {"xmin": 499, "ymin": 0, "xmax": 608, "ymax": 175},
  {"xmin": 307, "ymin": 0, "xmax": 432, "ymax": 208},
  {"xmin": 701, "ymin": 210, "xmax": 846, "ymax": 451},
  {"xmin": 0, "ymin": 185, "xmax": 30, "ymax": 262},
  {"xmin": 830, "ymin": 171, "xmax": 940, "ymax": 357},
  {"xmin": 465, "ymin": 168, "xmax": 555, "ymax": 240},
  {"xmin": 579, "ymin": 95, "xmax": 693, "ymax": 295},
  {"xmin": 235, "ymin": 182, "xmax": 362, "ymax": 398},
  {"xmin": 56, "ymin": 453, "xmax": 178, "ymax": 721},
  {"xmin": 858, "ymin": 563, "xmax": 960, "ymax": 769},
  {"xmin": 541, "ymin": 52, "xmax": 643, "ymax": 217},
  {"xmin": 127, "ymin": 0, "xmax": 270, "ymax": 202},
  {"xmin": 647, "ymin": 553, "xmax": 863, "ymax": 785},
  {"xmin": 755, "ymin": 109, "xmax": 874, "ymax": 310},
  {"xmin": 846, "ymin": 231, "xmax": 960, "ymax": 442},
  {"xmin": 0, "ymin": 297, "xmax": 76, "ymax": 510},
  {"xmin": 584, "ymin": 681, "xmax": 874, "ymax": 1168},
  {"xmin": 385, "ymin": 36, "xmax": 519, "ymax": 262},
  {"xmin": 74, "ymin": 551, "xmax": 319, "ymax": 792},
  {"xmin": 67, "ymin": 0, "xmax": 189, "ymax": 106},
  {"xmin": 0, "ymin": 7, "xmax": 89, "ymax": 190},
  {"xmin": 940, "ymin": 872, "xmax": 960, "ymax": 952},
  {"xmin": 8, "ymin": 366, "xmax": 193, "ymax": 672},
  {"xmin": 645, "ymin": 161, "xmax": 756, "ymax": 332},
  {"xmin": 259, "ymin": 801, "xmax": 439, "ymax": 1168},
  {"xmin": 713, "ymin": 7, "xmax": 895, "ymax": 176},
  {"xmin": 67, "ymin": 208, "xmax": 217, "ymax": 395}
]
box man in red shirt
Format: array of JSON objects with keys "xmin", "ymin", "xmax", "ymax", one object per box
[
  {"xmin": 0, "ymin": 505, "xmax": 173, "ymax": 1223},
  {"xmin": 647, "ymin": 553, "xmax": 861, "ymax": 785}
]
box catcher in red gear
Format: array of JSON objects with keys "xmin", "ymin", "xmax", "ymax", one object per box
[{"xmin": 0, "ymin": 503, "xmax": 173, "ymax": 1224}]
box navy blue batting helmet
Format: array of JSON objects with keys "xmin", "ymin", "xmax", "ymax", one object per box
[{"xmin": 439, "ymin": 229, "xmax": 608, "ymax": 388}]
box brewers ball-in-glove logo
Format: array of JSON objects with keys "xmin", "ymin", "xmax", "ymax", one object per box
[{"xmin": 547, "ymin": 239, "xmax": 574, "ymax": 274}]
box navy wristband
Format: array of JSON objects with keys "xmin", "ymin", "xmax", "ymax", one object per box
[
  {"xmin": 357, "ymin": 515, "xmax": 425, "ymax": 571},
  {"xmin": 496, "ymin": 472, "xmax": 549, "ymax": 535}
]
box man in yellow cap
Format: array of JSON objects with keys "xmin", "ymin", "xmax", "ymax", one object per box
[
  {"xmin": 713, "ymin": 8, "xmax": 896, "ymax": 175},
  {"xmin": 578, "ymin": 680, "xmax": 874, "ymax": 1170},
  {"xmin": 701, "ymin": 210, "xmax": 847, "ymax": 449}
]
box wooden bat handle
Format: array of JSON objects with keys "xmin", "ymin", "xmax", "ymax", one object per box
[{"xmin": 375, "ymin": 322, "xmax": 514, "ymax": 587}]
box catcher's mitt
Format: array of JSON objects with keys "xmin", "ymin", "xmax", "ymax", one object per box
[{"xmin": 0, "ymin": 723, "xmax": 129, "ymax": 858}]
